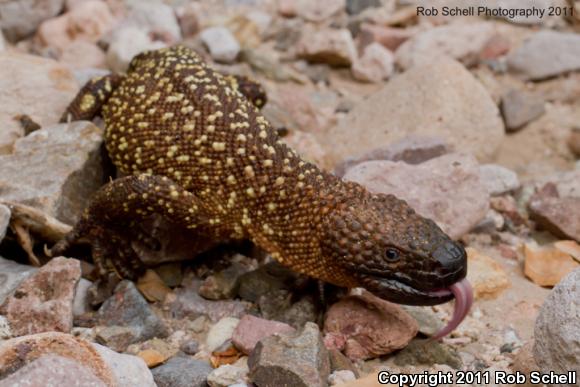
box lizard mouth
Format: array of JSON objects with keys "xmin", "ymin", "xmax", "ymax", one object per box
[{"xmin": 358, "ymin": 273, "xmax": 473, "ymax": 339}]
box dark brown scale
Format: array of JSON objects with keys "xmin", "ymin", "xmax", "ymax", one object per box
[{"xmin": 52, "ymin": 46, "xmax": 468, "ymax": 306}]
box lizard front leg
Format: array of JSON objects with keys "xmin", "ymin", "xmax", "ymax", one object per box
[{"xmin": 51, "ymin": 174, "xmax": 215, "ymax": 280}]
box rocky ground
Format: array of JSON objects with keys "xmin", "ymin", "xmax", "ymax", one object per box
[{"xmin": 0, "ymin": 0, "xmax": 579, "ymax": 386}]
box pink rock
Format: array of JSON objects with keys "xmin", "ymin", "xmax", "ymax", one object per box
[
  {"xmin": 0, "ymin": 257, "xmax": 81, "ymax": 336},
  {"xmin": 296, "ymin": 27, "xmax": 356, "ymax": 66},
  {"xmin": 36, "ymin": 1, "xmax": 116, "ymax": 51},
  {"xmin": 357, "ymin": 23, "xmax": 415, "ymax": 52},
  {"xmin": 351, "ymin": 42, "xmax": 394, "ymax": 83},
  {"xmin": 343, "ymin": 153, "xmax": 489, "ymax": 239},
  {"xmin": 324, "ymin": 291, "xmax": 418, "ymax": 360},
  {"xmin": 529, "ymin": 183, "xmax": 580, "ymax": 242},
  {"xmin": 232, "ymin": 315, "xmax": 295, "ymax": 355}
]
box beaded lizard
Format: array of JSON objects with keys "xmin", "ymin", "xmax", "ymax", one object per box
[{"xmin": 52, "ymin": 46, "xmax": 469, "ymax": 310}]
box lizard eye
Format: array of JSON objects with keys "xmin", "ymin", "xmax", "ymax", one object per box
[{"xmin": 385, "ymin": 247, "xmax": 401, "ymax": 262}]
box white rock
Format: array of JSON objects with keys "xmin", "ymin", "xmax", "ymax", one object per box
[
  {"xmin": 106, "ymin": 26, "xmax": 166, "ymax": 73},
  {"xmin": 508, "ymin": 30, "xmax": 580, "ymax": 81},
  {"xmin": 0, "ymin": 0, "xmax": 65, "ymax": 41},
  {"xmin": 0, "ymin": 52, "xmax": 78, "ymax": 154},
  {"xmin": 396, "ymin": 22, "xmax": 495, "ymax": 70},
  {"xmin": 207, "ymin": 363, "xmax": 248, "ymax": 387},
  {"xmin": 479, "ymin": 164, "xmax": 520, "ymax": 196},
  {"xmin": 200, "ymin": 27, "xmax": 241, "ymax": 63},
  {"xmin": 92, "ymin": 343, "xmax": 156, "ymax": 387},
  {"xmin": 0, "ymin": 205, "xmax": 9, "ymax": 244},
  {"xmin": 534, "ymin": 269, "xmax": 580, "ymax": 385},
  {"xmin": 326, "ymin": 57, "xmax": 504, "ymax": 165},
  {"xmin": 206, "ymin": 317, "xmax": 240, "ymax": 352},
  {"xmin": 351, "ymin": 42, "xmax": 394, "ymax": 83},
  {"xmin": 0, "ymin": 121, "xmax": 106, "ymax": 224},
  {"xmin": 126, "ymin": 1, "xmax": 182, "ymax": 43}
]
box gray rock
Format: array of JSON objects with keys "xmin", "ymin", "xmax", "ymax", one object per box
[
  {"xmin": 249, "ymin": 322, "xmax": 330, "ymax": 387},
  {"xmin": 73, "ymin": 278, "xmax": 93, "ymax": 317},
  {"xmin": 0, "ymin": 257, "xmax": 81, "ymax": 336},
  {"xmin": 334, "ymin": 135, "xmax": 450, "ymax": 177},
  {"xmin": 258, "ymin": 290, "xmax": 319, "ymax": 329},
  {"xmin": 232, "ymin": 315, "xmax": 295, "ymax": 355},
  {"xmin": 346, "ymin": 0, "xmax": 380, "ymax": 14},
  {"xmin": 152, "ymin": 357, "xmax": 213, "ymax": 387},
  {"xmin": 0, "ymin": 354, "xmax": 106, "ymax": 387},
  {"xmin": 328, "ymin": 370, "xmax": 356, "ymax": 386},
  {"xmin": 180, "ymin": 339, "xmax": 199, "ymax": 355},
  {"xmin": 0, "ymin": 205, "xmax": 9, "ymax": 243},
  {"xmin": 168, "ymin": 284, "xmax": 247, "ymax": 322},
  {"xmin": 92, "ymin": 343, "xmax": 156, "ymax": 387},
  {"xmin": 344, "ymin": 153, "xmax": 489, "ymax": 239},
  {"xmin": 393, "ymin": 339, "xmax": 463, "ymax": 369},
  {"xmin": 501, "ymin": 89, "xmax": 545, "ymax": 131},
  {"xmin": 199, "ymin": 263, "xmax": 247, "ymax": 300},
  {"xmin": 0, "ymin": 121, "xmax": 106, "ymax": 224},
  {"xmin": 96, "ymin": 325, "xmax": 141, "ymax": 352},
  {"xmin": 326, "ymin": 57, "xmax": 504, "ymax": 165},
  {"xmin": 96, "ymin": 280, "xmax": 168, "ymax": 346},
  {"xmin": 507, "ymin": 31, "xmax": 580, "ymax": 80},
  {"xmin": 534, "ymin": 269, "xmax": 580, "ymax": 386},
  {"xmin": 0, "ymin": 31, "xmax": 4, "ymax": 51},
  {"xmin": 200, "ymin": 27, "xmax": 241, "ymax": 63},
  {"xmin": 106, "ymin": 26, "xmax": 166, "ymax": 73},
  {"xmin": 0, "ymin": 52, "xmax": 78, "ymax": 155},
  {"xmin": 479, "ymin": 164, "xmax": 521, "ymax": 196},
  {"xmin": 0, "ymin": 0, "xmax": 65, "ymax": 41},
  {"xmin": 0, "ymin": 257, "xmax": 37, "ymax": 306}
]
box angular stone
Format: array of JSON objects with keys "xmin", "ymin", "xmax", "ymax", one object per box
[
  {"xmin": 296, "ymin": 27, "xmax": 356, "ymax": 67},
  {"xmin": 232, "ymin": 315, "xmax": 295, "ymax": 355},
  {"xmin": 0, "ymin": 257, "xmax": 37, "ymax": 306},
  {"xmin": 0, "ymin": 205, "xmax": 10, "ymax": 245},
  {"xmin": 344, "ymin": 153, "xmax": 489, "ymax": 239},
  {"xmin": 0, "ymin": 257, "xmax": 81, "ymax": 336},
  {"xmin": 507, "ymin": 30, "xmax": 580, "ymax": 80},
  {"xmin": 207, "ymin": 362, "xmax": 248, "ymax": 387},
  {"xmin": 92, "ymin": 343, "xmax": 156, "ymax": 387},
  {"xmin": 351, "ymin": 43, "xmax": 394, "ymax": 83},
  {"xmin": 529, "ymin": 185, "xmax": 580, "ymax": 242},
  {"xmin": 0, "ymin": 0, "xmax": 65, "ymax": 42},
  {"xmin": 206, "ymin": 317, "xmax": 240, "ymax": 352},
  {"xmin": 96, "ymin": 325, "xmax": 141, "ymax": 353},
  {"xmin": 524, "ymin": 243, "xmax": 579, "ymax": 287},
  {"xmin": 151, "ymin": 357, "xmax": 213, "ymax": 387},
  {"xmin": 0, "ymin": 52, "xmax": 78, "ymax": 155},
  {"xmin": 326, "ymin": 58, "xmax": 504, "ymax": 165},
  {"xmin": 0, "ymin": 354, "xmax": 106, "ymax": 387},
  {"xmin": 392, "ymin": 339, "xmax": 462, "ymax": 369},
  {"xmin": 534, "ymin": 269, "xmax": 580, "ymax": 385},
  {"xmin": 167, "ymin": 284, "xmax": 247, "ymax": 322},
  {"xmin": 395, "ymin": 22, "xmax": 496, "ymax": 70},
  {"xmin": 0, "ymin": 332, "xmax": 114, "ymax": 385},
  {"xmin": 500, "ymin": 89, "xmax": 545, "ymax": 131},
  {"xmin": 96, "ymin": 280, "xmax": 168, "ymax": 346},
  {"xmin": 200, "ymin": 27, "xmax": 240, "ymax": 64},
  {"xmin": 466, "ymin": 248, "xmax": 510, "ymax": 300},
  {"xmin": 249, "ymin": 322, "xmax": 330, "ymax": 387},
  {"xmin": 323, "ymin": 291, "xmax": 417, "ymax": 360},
  {"xmin": 199, "ymin": 263, "xmax": 247, "ymax": 300},
  {"xmin": 479, "ymin": 164, "xmax": 520, "ymax": 196},
  {"xmin": 237, "ymin": 262, "xmax": 298, "ymax": 303},
  {"xmin": 0, "ymin": 121, "xmax": 106, "ymax": 224},
  {"xmin": 73, "ymin": 278, "xmax": 92, "ymax": 317}
]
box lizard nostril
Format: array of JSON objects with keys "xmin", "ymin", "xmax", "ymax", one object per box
[{"xmin": 432, "ymin": 241, "xmax": 467, "ymax": 272}]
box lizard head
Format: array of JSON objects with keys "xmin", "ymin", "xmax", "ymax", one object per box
[{"xmin": 321, "ymin": 191, "xmax": 468, "ymax": 306}]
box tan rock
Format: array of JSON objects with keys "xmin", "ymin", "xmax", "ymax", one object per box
[
  {"xmin": 137, "ymin": 269, "xmax": 172, "ymax": 303},
  {"xmin": 325, "ymin": 57, "xmax": 504, "ymax": 165},
  {"xmin": 524, "ymin": 243, "xmax": 579, "ymax": 287},
  {"xmin": 296, "ymin": 27, "xmax": 356, "ymax": 67},
  {"xmin": 466, "ymin": 248, "xmax": 510, "ymax": 299},
  {"xmin": 137, "ymin": 349, "xmax": 167, "ymax": 368},
  {"xmin": 0, "ymin": 52, "xmax": 78, "ymax": 154},
  {"xmin": 554, "ymin": 240, "xmax": 580, "ymax": 263},
  {"xmin": 0, "ymin": 332, "xmax": 115, "ymax": 386},
  {"xmin": 511, "ymin": 341, "xmax": 538, "ymax": 386},
  {"xmin": 351, "ymin": 43, "xmax": 394, "ymax": 83}
]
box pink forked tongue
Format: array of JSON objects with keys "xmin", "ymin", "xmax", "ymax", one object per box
[{"xmin": 431, "ymin": 278, "xmax": 473, "ymax": 340}]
